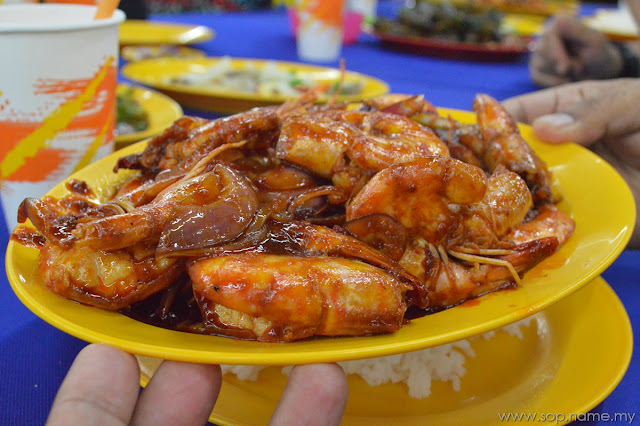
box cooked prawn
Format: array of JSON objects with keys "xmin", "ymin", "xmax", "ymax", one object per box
[
  {"xmin": 39, "ymin": 241, "xmax": 184, "ymax": 310},
  {"xmin": 189, "ymin": 253, "xmax": 411, "ymax": 342},
  {"xmin": 72, "ymin": 163, "xmax": 258, "ymax": 254},
  {"xmin": 276, "ymin": 110, "xmax": 449, "ymax": 196},
  {"xmin": 399, "ymin": 237, "xmax": 558, "ymax": 309},
  {"xmin": 346, "ymin": 156, "xmax": 488, "ymax": 246},
  {"xmin": 347, "ymin": 155, "xmax": 561, "ymax": 308},
  {"xmin": 473, "ymin": 93, "xmax": 553, "ymax": 205}
]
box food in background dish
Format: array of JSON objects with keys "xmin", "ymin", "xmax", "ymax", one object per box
[
  {"xmin": 433, "ymin": 0, "xmax": 577, "ymax": 16},
  {"xmin": 115, "ymin": 87, "xmax": 149, "ymax": 136},
  {"xmin": 373, "ymin": 1, "xmax": 528, "ymax": 48},
  {"xmin": 121, "ymin": 45, "xmax": 206, "ymax": 62},
  {"xmin": 170, "ymin": 56, "xmax": 364, "ymax": 96},
  {"xmin": 12, "ymin": 92, "xmax": 574, "ymax": 343}
]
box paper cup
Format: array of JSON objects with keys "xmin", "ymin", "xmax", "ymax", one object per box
[
  {"xmin": 0, "ymin": 4, "xmax": 125, "ymax": 232},
  {"xmin": 295, "ymin": 0, "xmax": 346, "ymax": 63}
]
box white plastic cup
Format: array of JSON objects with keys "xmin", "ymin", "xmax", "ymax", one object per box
[
  {"xmin": 0, "ymin": 4, "xmax": 125, "ymax": 232},
  {"xmin": 295, "ymin": 0, "xmax": 346, "ymax": 63}
]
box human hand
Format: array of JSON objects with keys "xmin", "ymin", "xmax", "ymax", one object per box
[
  {"xmin": 46, "ymin": 344, "xmax": 348, "ymax": 426},
  {"xmin": 529, "ymin": 13, "xmax": 623, "ymax": 87},
  {"xmin": 502, "ymin": 78, "xmax": 640, "ymax": 249}
]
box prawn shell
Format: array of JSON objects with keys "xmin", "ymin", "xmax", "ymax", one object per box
[
  {"xmin": 347, "ymin": 156, "xmax": 487, "ymax": 245},
  {"xmin": 188, "ymin": 253, "xmax": 411, "ymax": 342},
  {"xmin": 39, "ymin": 242, "xmax": 184, "ymax": 310}
]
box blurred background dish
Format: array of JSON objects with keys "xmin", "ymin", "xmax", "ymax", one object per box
[
  {"xmin": 118, "ymin": 20, "xmax": 215, "ymax": 46},
  {"xmin": 121, "ymin": 56, "xmax": 390, "ymax": 114},
  {"xmin": 430, "ymin": 0, "xmax": 578, "ymax": 16},
  {"xmin": 114, "ymin": 83, "xmax": 183, "ymax": 149},
  {"xmin": 368, "ymin": 1, "xmax": 536, "ymax": 59},
  {"xmin": 121, "ymin": 45, "xmax": 206, "ymax": 62},
  {"xmin": 584, "ymin": 7, "xmax": 639, "ymax": 40}
]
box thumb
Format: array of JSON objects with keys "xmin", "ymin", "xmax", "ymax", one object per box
[{"xmin": 531, "ymin": 82, "xmax": 640, "ymax": 147}]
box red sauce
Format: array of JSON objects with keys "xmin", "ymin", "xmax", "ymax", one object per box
[
  {"xmin": 10, "ymin": 225, "xmax": 45, "ymax": 249},
  {"xmin": 65, "ymin": 179, "xmax": 94, "ymax": 197},
  {"xmin": 459, "ymin": 298, "xmax": 482, "ymax": 308}
]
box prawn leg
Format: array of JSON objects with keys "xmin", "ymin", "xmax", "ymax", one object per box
[{"xmin": 400, "ymin": 237, "xmax": 559, "ymax": 309}]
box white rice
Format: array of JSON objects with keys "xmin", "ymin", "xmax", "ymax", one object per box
[{"xmin": 221, "ymin": 314, "xmax": 541, "ymax": 399}]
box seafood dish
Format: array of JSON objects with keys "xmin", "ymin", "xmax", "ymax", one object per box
[
  {"xmin": 430, "ymin": 0, "xmax": 577, "ymax": 16},
  {"xmin": 370, "ymin": 2, "xmax": 531, "ymax": 58},
  {"xmin": 11, "ymin": 92, "xmax": 575, "ymax": 343},
  {"xmin": 374, "ymin": 2, "xmax": 521, "ymax": 45}
]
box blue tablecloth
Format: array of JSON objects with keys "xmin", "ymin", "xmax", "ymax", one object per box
[{"xmin": 1, "ymin": 3, "xmax": 638, "ymax": 424}]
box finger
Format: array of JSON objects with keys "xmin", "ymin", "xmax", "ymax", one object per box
[
  {"xmin": 553, "ymin": 12, "xmax": 606, "ymax": 46},
  {"xmin": 47, "ymin": 344, "xmax": 141, "ymax": 426},
  {"xmin": 529, "ymin": 65, "xmax": 572, "ymax": 88},
  {"xmin": 531, "ymin": 79, "xmax": 640, "ymax": 146},
  {"xmin": 130, "ymin": 361, "xmax": 221, "ymax": 426},
  {"xmin": 538, "ymin": 16, "xmax": 574, "ymax": 75},
  {"xmin": 501, "ymin": 80, "xmax": 618, "ymax": 123},
  {"xmin": 528, "ymin": 51, "xmax": 572, "ymax": 88},
  {"xmin": 269, "ymin": 363, "xmax": 348, "ymax": 426}
]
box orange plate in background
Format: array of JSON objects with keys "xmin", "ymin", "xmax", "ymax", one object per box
[
  {"xmin": 5, "ymin": 108, "xmax": 636, "ymax": 366},
  {"xmin": 137, "ymin": 276, "xmax": 632, "ymax": 425}
]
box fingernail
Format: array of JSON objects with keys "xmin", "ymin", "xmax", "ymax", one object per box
[{"xmin": 536, "ymin": 113, "xmax": 575, "ymax": 127}]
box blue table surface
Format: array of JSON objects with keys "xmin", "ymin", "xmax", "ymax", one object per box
[{"xmin": 2, "ymin": 3, "xmax": 639, "ymax": 424}]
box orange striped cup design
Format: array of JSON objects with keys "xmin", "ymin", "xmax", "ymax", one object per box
[{"xmin": 0, "ymin": 4, "xmax": 125, "ymax": 231}]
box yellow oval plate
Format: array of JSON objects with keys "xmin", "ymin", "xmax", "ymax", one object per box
[
  {"xmin": 121, "ymin": 45, "xmax": 206, "ymax": 63},
  {"xmin": 121, "ymin": 57, "xmax": 391, "ymax": 114},
  {"xmin": 502, "ymin": 13, "xmax": 546, "ymax": 37},
  {"xmin": 137, "ymin": 276, "xmax": 632, "ymax": 425},
  {"xmin": 5, "ymin": 108, "xmax": 635, "ymax": 365},
  {"xmin": 119, "ymin": 20, "xmax": 215, "ymax": 46},
  {"xmin": 115, "ymin": 84, "xmax": 183, "ymax": 149}
]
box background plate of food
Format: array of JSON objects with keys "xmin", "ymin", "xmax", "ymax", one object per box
[
  {"xmin": 136, "ymin": 277, "xmax": 632, "ymax": 425},
  {"xmin": 120, "ymin": 56, "xmax": 391, "ymax": 114},
  {"xmin": 120, "ymin": 45, "xmax": 206, "ymax": 62},
  {"xmin": 369, "ymin": 2, "xmax": 535, "ymax": 59},
  {"xmin": 5, "ymin": 101, "xmax": 635, "ymax": 366},
  {"xmin": 118, "ymin": 20, "xmax": 215, "ymax": 47},
  {"xmin": 115, "ymin": 83, "xmax": 183, "ymax": 149},
  {"xmin": 584, "ymin": 7, "xmax": 639, "ymax": 41},
  {"xmin": 431, "ymin": 0, "xmax": 578, "ymax": 16}
]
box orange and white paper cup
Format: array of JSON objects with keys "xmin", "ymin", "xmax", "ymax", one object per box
[
  {"xmin": 0, "ymin": 4, "xmax": 125, "ymax": 231},
  {"xmin": 295, "ymin": 0, "xmax": 346, "ymax": 63}
]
